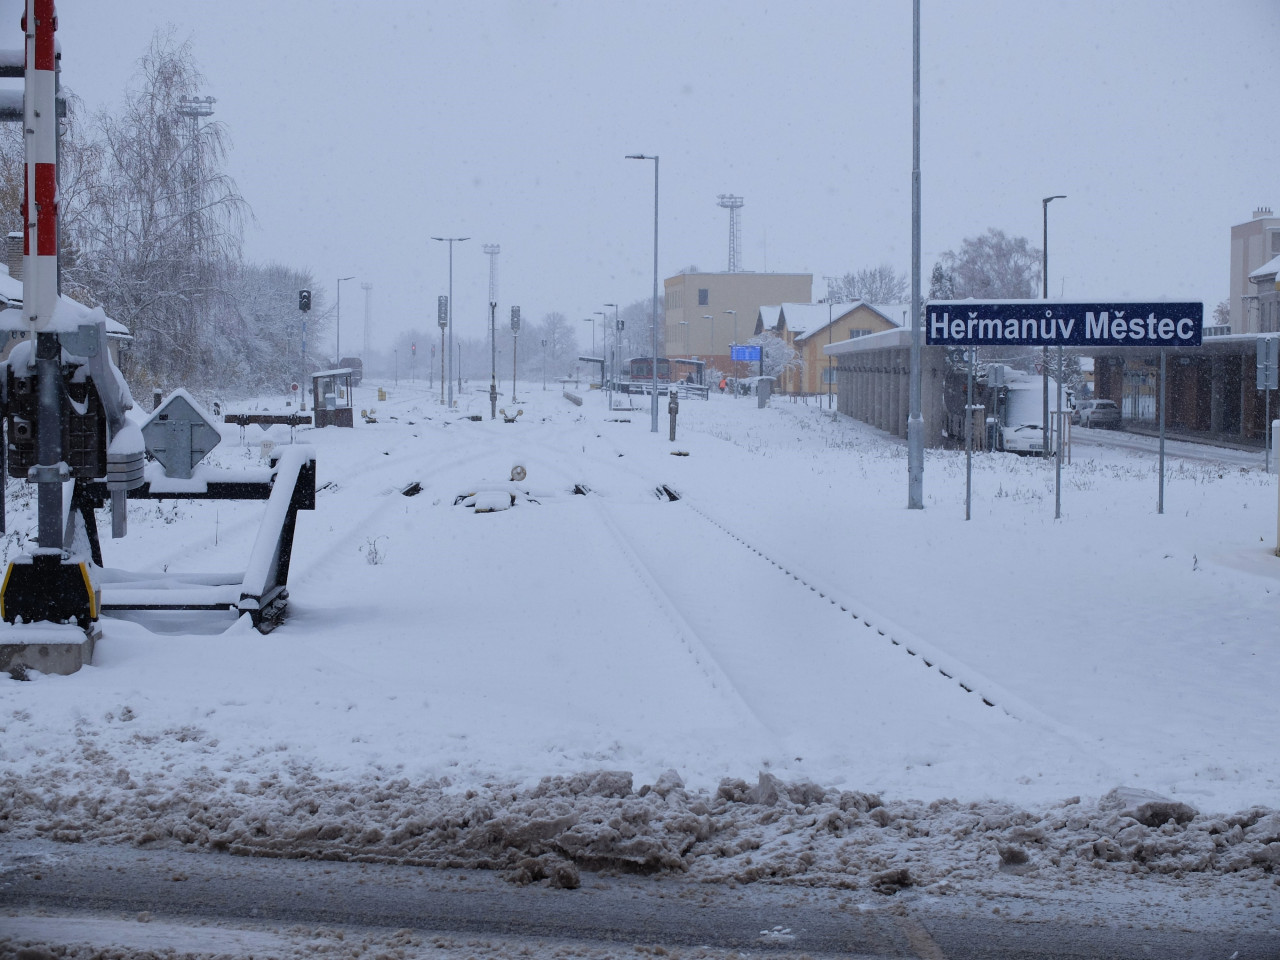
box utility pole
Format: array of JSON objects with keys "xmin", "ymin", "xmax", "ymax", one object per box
[
  {"xmin": 483, "ymin": 243, "xmax": 500, "ymax": 419},
  {"xmin": 906, "ymin": 0, "xmax": 924, "ymax": 510}
]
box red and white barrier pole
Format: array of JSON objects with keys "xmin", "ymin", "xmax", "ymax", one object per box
[{"xmin": 22, "ymin": 0, "xmax": 57, "ymax": 330}]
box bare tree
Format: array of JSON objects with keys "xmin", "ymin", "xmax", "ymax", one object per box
[
  {"xmin": 935, "ymin": 228, "xmax": 1041, "ymax": 300},
  {"xmin": 533, "ymin": 311, "xmax": 578, "ymax": 375},
  {"xmin": 617, "ymin": 295, "xmax": 664, "ymax": 359},
  {"xmin": 78, "ymin": 29, "xmax": 248, "ymax": 391},
  {"xmin": 830, "ymin": 263, "xmax": 908, "ymax": 303}
]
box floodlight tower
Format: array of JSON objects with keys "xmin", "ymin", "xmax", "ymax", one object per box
[
  {"xmin": 717, "ymin": 194, "xmax": 744, "ymax": 273},
  {"xmin": 175, "ymin": 96, "xmax": 215, "ymax": 246},
  {"xmin": 483, "ymin": 243, "xmax": 500, "ymax": 418},
  {"xmin": 360, "ymin": 282, "xmax": 372, "ymax": 358}
]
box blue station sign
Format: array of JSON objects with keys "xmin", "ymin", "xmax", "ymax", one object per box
[
  {"xmin": 925, "ymin": 300, "xmax": 1203, "ymax": 348},
  {"xmin": 731, "ymin": 344, "xmax": 762, "ymax": 362}
]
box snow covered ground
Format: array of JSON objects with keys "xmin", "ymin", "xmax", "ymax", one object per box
[{"xmin": 2, "ymin": 378, "xmax": 1279, "ymax": 946}]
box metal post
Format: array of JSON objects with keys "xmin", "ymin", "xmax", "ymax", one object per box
[
  {"xmin": 438, "ymin": 295, "xmax": 448, "ymax": 405},
  {"xmin": 906, "ymin": 0, "xmax": 924, "ymax": 509},
  {"xmin": 490, "ymin": 301, "xmax": 498, "ymax": 419},
  {"xmin": 335, "ymin": 275, "xmax": 354, "ymax": 366},
  {"xmin": 626, "ymin": 153, "xmax": 660, "ymax": 432},
  {"xmin": 725, "ymin": 310, "xmax": 737, "ymax": 396},
  {"xmin": 510, "ymin": 306, "xmax": 521, "ymax": 403},
  {"xmin": 965, "ymin": 349, "xmax": 974, "ymax": 521},
  {"xmin": 541, "ymin": 338, "xmax": 547, "ymax": 390},
  {"xmin": 301, "ymin": 314, "xmax": 308, "ymax": 411},
  {"xmin": 1158, "ymin": 347, "xmax": 1167, "ymax": 515},
  {"xmin": 432, "ymin": 237, "xmax": 469, "ymax": 408},
  {"xmin": 1055, "ymin": 342, "xmax": 1064, "ymax": 519},
  {"xmin": 1041, "ymin": 196, "xmax": 1065, "ymax": 462}
]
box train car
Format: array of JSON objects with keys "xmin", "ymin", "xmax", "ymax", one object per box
[{"xmin": 627, "ymin": 356, "xmax": 670, "ymax": 383}]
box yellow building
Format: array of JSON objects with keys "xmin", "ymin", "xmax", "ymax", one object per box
[
  {"xmin": 664, "ymin": 271, "xmax": 811, "ymax": 373},
  {"xmin": 755, "ymin": 301, "xmax": 901, "ymax": 394}
]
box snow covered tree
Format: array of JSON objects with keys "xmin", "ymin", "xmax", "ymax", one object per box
[
  {"xmin": 77, "ymin": 29, "xmax": 248, "ymax": 391},
  {"xmin": 830, "ymin": 264, "xmax": 908, "ymax": 303},
  {"xmin": 935, "ymin": 228, "xmax": 1041, "ymax": 300},
  {"xmin": 213, "ymin": 261, "xmax": 318, "ymax": 395},
  {"xmin": 928, "ymin": 263, "xmax": 956, "ymax": 300},
  {"xmin": 748, "ymin": 331, "xmax": 801, "ymax": 382}
]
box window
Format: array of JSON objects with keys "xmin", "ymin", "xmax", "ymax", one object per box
[
  {"xmin": 697, "ymin": 288, "xmax": 709, "ymax": 306},
  {"xmin": 848, "ymin": 328, "xmax": 870, "ymax": 339},
  {"xmin": 1270, "ymin": 230, "xmax": 1280, "ymax": 255}
]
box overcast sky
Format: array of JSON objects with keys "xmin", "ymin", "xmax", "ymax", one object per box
[{"xmin": 11, "ymin": 1, "xmax": 1280, "ymax": 350}]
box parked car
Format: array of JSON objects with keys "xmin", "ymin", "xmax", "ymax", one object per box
[{"xmin": 1074, "ymin": 399, "xmax": 1121, "ymax": 428}]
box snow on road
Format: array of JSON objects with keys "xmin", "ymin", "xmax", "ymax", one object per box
[{"xmin": 2, "ymin": 379, "xmax": 1278, "ymax": 933}]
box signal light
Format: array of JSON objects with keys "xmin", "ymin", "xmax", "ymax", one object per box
[{"xmin": 298, "ymin": 289, "xmax": 311, "ymax": 311}]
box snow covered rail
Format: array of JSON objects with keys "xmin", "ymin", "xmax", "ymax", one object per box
[{"xmin": 683, "ymin": 500, "xmax": 1017, "ymax": 716}]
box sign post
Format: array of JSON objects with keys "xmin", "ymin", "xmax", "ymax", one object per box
[
  {"xmin": 927, "ymin": 300, "xmax": 1204, "ymax": 516},
  {"xmin": 1257, "ymin": 337, "xmax": 1278, "ymax": 473}
]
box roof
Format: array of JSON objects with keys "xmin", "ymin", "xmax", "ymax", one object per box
[
  {"xmin": 764, "ymin": 301, "xmax": 903, "ymax": 343},
  {"xmin": 1249, "ymin": 253, "xmax": 1280, "ymax": 281},
  {"xmin": 0, "ymin": 265, "xmax": 131, "ymax": 337}
]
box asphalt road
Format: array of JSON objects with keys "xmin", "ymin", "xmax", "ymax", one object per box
[{"xmin": 2, "ymin": 840, "xmax": 1276, "ymax": 959}]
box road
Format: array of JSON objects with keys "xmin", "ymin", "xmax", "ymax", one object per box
[
  {"xmin": 2, "ymin": 839, "xmax": 1276, "ymax": 960},
  {"xmin": 1070, "ymin": 424, "xmax": 1269, "ymax": 470}
]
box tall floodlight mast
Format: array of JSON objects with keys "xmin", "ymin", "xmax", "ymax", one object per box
[
  {"xmin": 483, "ymin": 243, "xmax": 500, "ymax": 419},
  {"xmin": 175, "ymin": 95, "xmax": 215, "ymax": 248},
  {"xmin": 716, "ymin": 194, "xmax": 744, "ymax": 273}
]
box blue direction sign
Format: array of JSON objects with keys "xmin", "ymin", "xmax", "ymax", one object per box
[
  {"xmin": 926, "ymin": 300, "xmax": 1203, "ymax": 348},
  {"xmin": 731, "ymin": 344, "xmax": 761, "ymax": 362}
]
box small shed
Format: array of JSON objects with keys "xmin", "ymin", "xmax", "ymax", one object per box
[{"xmin": 311, "ymin": 368, "xmax": 355, "ymax": 428}]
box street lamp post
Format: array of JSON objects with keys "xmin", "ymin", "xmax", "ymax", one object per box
[
  {"xmin": 626, "ymin": 153, "xmax": 660, "ymax": 432},
  {"xmin": 582, "ymin": 318, "xmax": 596, "ymax": 386},
  {"xmin": 907, "ymin": 0, "xmax": 924, "ymax": 510},
  {"xmin": 1041, "ymin": 196, "xmax": 1065, "ymax": 462},
  {"xmin": 595, "ymin": 310, "xmax": 608, "ymax": 401},
  {"xmin": 604, "ymin": 303, "xmax": 618, "ymax": 401},
  {"xmin": 823, "ymin": 275, "xmax": 842, "ymax": 410},
  {"xmin": 1043, "ymin": 194, "xmax": 1066, "ymax": 515},
  {"xmin": 724, "ymin": 310, "xmax": 737, "ymax": 397},
  {"xmin": 541, "ymin": 338, "xmax": 547, "ymax": 390},
  {"xmin": 431, "ymin": 236, "xmax": 469, "ymax": 408},
  {"xmin": 335, "ymin": 276, "xmax": 354, "ymax": 366}
]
